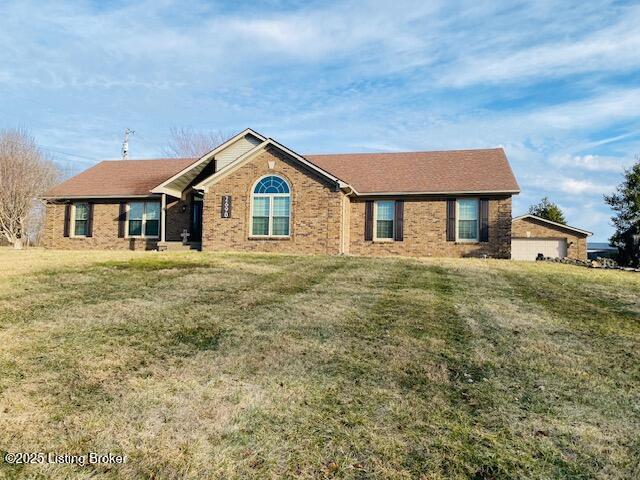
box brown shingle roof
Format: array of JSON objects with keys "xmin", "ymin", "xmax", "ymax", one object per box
[
  {"xmin": 44, "ymin": 158, "xmax": 197, "ymax": 198},
  {"xmin": 45, "ymin": 147, "xmax": 519, "ymax": 198},
  {"xmin": 305, "ymin": 148, "xmax": 519, "ymax": 194}
]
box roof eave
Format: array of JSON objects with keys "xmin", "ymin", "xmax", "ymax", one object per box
[
  {"xmin": 41, "ymin": 193, "xmax": 161, "ymax": 200},
  {"xmin": 513, "ymin": 214, "xmax": 593, "ymax": 236},
  {"xmin": 355, "ymin": 189, "xmax": 520, "ymax": 196}
]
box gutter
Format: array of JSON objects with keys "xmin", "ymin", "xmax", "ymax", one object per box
[
  {"xmin": 352, "ymin": 189, "xmax": 520, "ymax": 197},
  {"xmin": 41, "ymin": 194, "xmax": 162, "ymax": 201}
]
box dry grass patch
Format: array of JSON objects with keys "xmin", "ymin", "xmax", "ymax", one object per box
[{"xmin": 0, "ymin": 249, "xmax": 639, "ymax": 479}]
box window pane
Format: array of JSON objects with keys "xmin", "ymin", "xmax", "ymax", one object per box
[
  {"xmin": 254, "ymin": 176, "xmax": 289, "ymax": 194},
  {"xmin": 253, "ymin": 197, "xmax": 270, "ymax": 217},
  {"xmin": 272, "ymin": 217, "xmax": 289, "ymax": 236},
  {"xmin": 145, "ymin": 202, "xmax": 160, "ymax": 220},
  {"xmin": 457, "ymin": 199, "xmax": 478, "ymax": 240},
  {"xmin": 458, "ymin": 199, "xmax": 478, "ymax": 220},
  {"xmin": 376, "ymin": 220, "xmax": 394, "ymax": 239},
  {"xmin": 145, "ymin": 220, "xmax": 159, "ymax": 237},
  {"xmin": 129, "ymin": 220, "xmax": 142, "ymax": 236},
  {"xmin": 272, "ymin": 196, "xmax": 290, "ymax": 217},
  {"xmin": 75, "ymin": 203, "xmax": 88, "ymax": 220},
  {"xmin": 129, "ymin": 202, "xmax": 143, "ymax": 220},
  {"xmin": 458, "ymin": 220, "xmax": 478, "ymax": 240},
  {"xmin": 75, "ymin": 220, "xmax": 87, "ymax": 236},
  {"xmin": 271, "ymin": 197, "xmax": 290, "ymax": 236},
  {"xmin": 252, "ymin": 197, "xmax": 270, "ymax": 235},
  {"xmin": 376, "ymin": 201, "xmax": 394, "ymax": 221},
  {"xmin": 252, "ymin": 217, "xmax": 269, "ymax": 236}
]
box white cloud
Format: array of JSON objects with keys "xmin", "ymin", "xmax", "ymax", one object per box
[
  {"xmin": 552, "ymin": 154, "xmax": 631, "ymax": 172},
  {"xmin": 559, "ymin": 178, "xmax": 615, "ymax": 195},
  {"xmin": 439, "ymin": 7, "xmax": 640, "ymax": 86},
  {"xmin": 521, "ymin": 174, "xmax": 615, "ymax": 195},
  {"xmin": 526, "ymin": 88, "xmax": 640, "ymax": 130}
]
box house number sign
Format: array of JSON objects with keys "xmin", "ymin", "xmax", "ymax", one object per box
[{"xmin": 221, "ymin": 195, "xmax": 232, "ymax": 218}]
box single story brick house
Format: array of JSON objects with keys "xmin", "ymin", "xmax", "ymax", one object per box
[
  {"xmin": 511, "ymin": 214, "xmax": 591, "ymax": 261},
  {"xmin": 42, "ymin": 128, "xmax": 520, "ymax": 258}
]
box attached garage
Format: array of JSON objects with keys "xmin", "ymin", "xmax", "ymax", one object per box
[{"xmin": 511, "ymin": 214, "xmax": 592, "ymax": 261}]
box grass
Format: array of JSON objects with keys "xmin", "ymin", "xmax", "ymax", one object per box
[{"xmin": 0, "ymin": 248, "xmax": 639, "ymax": 479}]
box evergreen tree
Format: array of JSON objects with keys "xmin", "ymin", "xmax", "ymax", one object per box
[
  {"xmin": 604, "ymin": 157, "xmax": 640, "ymax": 267},
  {"xmin": 528, "ymin": 197, "xmax": 567, "ymax": 225}
]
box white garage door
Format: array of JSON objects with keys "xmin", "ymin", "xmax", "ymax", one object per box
[{"xmin": 511, "ymin": 238, "xmax": 567, "ymax": 261}]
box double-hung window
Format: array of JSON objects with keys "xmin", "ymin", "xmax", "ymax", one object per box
[
  {"xmin": 127, "ymin": 201, "xmax": 160, "ymax": 238},
  {"xmin": 251, "ymin": 175, "xmax": 291, "ymax": 237},
  {"xmin": 457, "ymin": 198, "xmax": 479, "ymax": 241},
  {"xmin": 374, "ymin": 200, "xmax": 395, "ymax": 240},
  {"xmin": 73, "ymin": 202, "xmax": 89, "ymax": 237}
]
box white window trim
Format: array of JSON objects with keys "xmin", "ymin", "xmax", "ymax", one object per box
[
  {"xmin": 125, "ymin": 201, "xmax": 160, "ymax": 239},
  {"xmin": 373, "ymin": 200, "xmax": 395, "ymax": 242},
  {"xmin": 70, "ymin": 202, "xmax": 89, "ymax": 238},
  {"xmin": 250, "ymin": 175, "xmax": 291, "ymax": 238},
  {"xmin": 455, "ymin": 197, "xmax": 479, "ymax": 243}
]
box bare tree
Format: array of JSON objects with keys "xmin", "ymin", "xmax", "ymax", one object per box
[
  {"xmin": 162, "ymin": 127, "xmax": 229, "ymax": 158},
  {"xmin": 0, "ymin": 128, "xmax": 59, "ymax": 248}
]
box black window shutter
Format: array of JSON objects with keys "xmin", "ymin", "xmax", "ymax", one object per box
[
  {"xmin": 86, "ymin": 202, "xmax": 94, "ymax": 238},
  {"xmin": 63, "ymin": 204, "xmax": 71, "ymax": 237},
  {"xmin": 479, "ymin": 198, "xmax": 489, "ymax": 242},
  {"xmin": 446, "ymin": 199, "xmax": 456, "ymax": 242},
  {"xmin": 158, "ymin": 201, "xmax": 163, "ymax": 239},
  {"xmin": 364, "ymin": 201, "xmax": 373, "ymax": 241},
  {"xmin": 118, "ymin": 202, "xmax": 126, "ymax": 238},
  {"xmin": 394, "ymin": 200, "xmax": 404, "ymax": 241}
]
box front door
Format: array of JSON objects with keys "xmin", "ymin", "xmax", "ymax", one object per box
[{"xmin": 191, "ymin": 201, "xmax": 203, "ymax": 242}]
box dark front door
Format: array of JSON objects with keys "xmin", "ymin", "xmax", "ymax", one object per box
[{"xmin": 191, "ymin": 201, "xmax": 203, "ymax": 242}]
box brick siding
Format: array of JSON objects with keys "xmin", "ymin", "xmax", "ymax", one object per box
[
  {"xmin": 201, "ymin": 147, "xmax": 344, "ymax": 255},
  {"xmin": 42, "ymin": 199, "xmax": 189, "ymax": 250},
  {"xmin": 349, "ymin": 196, "xmax": 512, "ymax": 258}
]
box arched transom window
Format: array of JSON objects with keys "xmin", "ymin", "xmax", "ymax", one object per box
[{"xmin": 251, "ymin": 175, "xmax": 290, "ymax": 237}]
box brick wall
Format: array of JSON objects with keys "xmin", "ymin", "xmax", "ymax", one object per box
[
  {"xmin": 42, "ymin": 198, "xmax": 189, "ymax": 250},
  {"xmin": 349, "ymin": 196, "xmax": 512, "ymax": 258},
  {"xmin": 166, "ymin": 198, "xmax": 191, "ymax": 241},
  {"xmin": 42, "ymin": 154, "xmax": 515, "ymax": 260},
  {"xmin": 202, "ymin": 147, "xmax": 344, "ymax": 255},
  {"xmin": 512, "ymin": 217, "xmax": 587, "ymax": 261}
]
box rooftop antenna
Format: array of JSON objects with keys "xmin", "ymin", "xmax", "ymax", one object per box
[{"xmin": 122, "ymin": 128, "xmax": 134, "ymax": 159}]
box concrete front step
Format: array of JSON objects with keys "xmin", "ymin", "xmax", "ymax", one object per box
[{"xmin": 157, "ymin": 242, "xmax": 202, "ymax": 252}]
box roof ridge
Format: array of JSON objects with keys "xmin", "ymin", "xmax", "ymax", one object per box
[
  {"xmin": 98, "ymin": 157, "xmax": 198, "ymax": 162},
  {"xmin": 304, "ymin": 148, "xmax": 504, "ymax": 157}
]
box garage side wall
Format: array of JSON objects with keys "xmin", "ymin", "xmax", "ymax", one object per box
[{"xmin": 512, "ymin": 217, "xmax": 587, "ymax": 261}]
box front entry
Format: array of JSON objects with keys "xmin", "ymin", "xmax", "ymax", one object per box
[{"xmin": 191, "ymin": 199, "xmax": 203, "ymax": 242}]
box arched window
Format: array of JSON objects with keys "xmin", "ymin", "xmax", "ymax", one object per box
[{"xmin": 251, "ymin": 175, "xmax": 290, "ymax": 237}]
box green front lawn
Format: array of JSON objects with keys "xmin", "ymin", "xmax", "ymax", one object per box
[{"xmin": 0, "ymin": 249, "xmax": 638, "ymax": 479}]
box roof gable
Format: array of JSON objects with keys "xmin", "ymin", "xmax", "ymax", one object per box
[
  {"xmin": 513, "ymin": 214, "xmax": 592, "ymax": 236},
  {"xmin": 194, "ymin": 138, "xmax": 346, "ymax": 191},
  {"xmin": 151, "ymin": 128, "xmax": 266, "ymax": 197}
]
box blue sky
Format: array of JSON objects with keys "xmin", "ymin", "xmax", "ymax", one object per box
[{"xmin": 2, "ymin": 0, "xmax": 640, "ymax": 241}]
